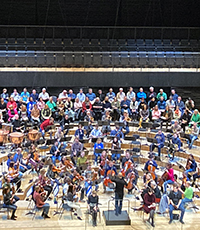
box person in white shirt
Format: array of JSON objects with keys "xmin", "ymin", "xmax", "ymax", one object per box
[
  {"xmin": 39, "ymin": 88, "xmax": 49, "ymax": 103},
  {"xmin": 127, "ymin": 87, "xmax": 135, "ymax": 101},
  {"xmin": 116, "ymin": 88, "xmax": 125, "ymax": 102},
  {"xmin": 59, "ymin": 90, "xmax": 68, "ymax": 101}
]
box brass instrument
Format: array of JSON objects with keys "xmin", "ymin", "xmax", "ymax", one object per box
[{"xmin": 125, "ymin": 116, "xmax": 132, "ymax": 122}]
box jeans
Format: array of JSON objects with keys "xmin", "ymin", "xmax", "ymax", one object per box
[
  {"xmin": 181, "ymin": 198, "xmax": 192, "ymax": 206},
  {"xmin": 112, "ymin": 153, "xmax": 120, "ymax": 161},
  {"xmin": 163, "ymin": 180, "xmax": 174, "ymax": 193},
  {"xmin": 122, "ymin": 126, "xmax": 129, "ymax": 136},
  {"xmin": 51, "ymin": 155, "xmax": 61, "ymax": 165},
  {"xmin": 42, "ymin": 203, "xmax": 50, "ymax": 215},
  {"xmin": 189, "ymin": 135, "xmax": 198, "ymax": 149},
  {"xmin": 3, "ymin": 204, "xmax": 17, "ymax": 217},
  {"xmin": 169, "ymin": 203, "xmax": 185, "ymax": 221},
  {"xmin": 115, "ymin": 193, "xmax": 123, "ymax": 215},
  {"xmin": 150, "ymin": 143, "xmax": 164, "ymax": 157}
]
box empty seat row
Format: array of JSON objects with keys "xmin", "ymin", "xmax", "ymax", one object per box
[{"xmin": 0, "ymin": 52, "xmax": 199, "ymax": 68}]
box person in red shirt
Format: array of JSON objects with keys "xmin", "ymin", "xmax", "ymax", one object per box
[
  {"xmin": 163, "ymin": 163, "xmax": 175, "ymax": 193},
  {"xmin": 40, "ymin": 117, "xmax": 54, "ymax": 139},
  {"xmin": 7, "ymin": 97, "xmax": 17, "ymax": 110},
  {"xmin": 33, "ymin": 186, "xmax": 50, "ymax": 219}
]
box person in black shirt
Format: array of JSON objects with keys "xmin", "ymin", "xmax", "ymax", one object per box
[
  {"xmin": 168, "ymin": 184, "xmax": 185, "ymax": 224},
  {"xmin": 88, "ymin": 190, "xmax": 99, "ymax": 226},
  {"xmin": 111, "ymin": 172, "xmax": 127, "ymax": 216}
]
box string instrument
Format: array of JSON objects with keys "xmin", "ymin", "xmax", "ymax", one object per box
[
  {"xmin": 92, "ymin": 171, "xmax": 98, "ymax": 181},
  {"xmin": 73, "ymin": 173, "xmax": 84, "ymax": 184},
  {"xmin": 104, "ymin": 167, "xmax": 116, "ymax": 187},
  {"xmin": 186, "ymin": 160, "xmax": 192, "ymax": 170},
  {"xmin": 147, "ymin": 164, "xmax": 156, "ymax": 180},
  {"xmin": 52, "ymin": 165, "xmax": 62, "ymax": 173},
  {"xmin": 99, "ymin": 158, "xmax": 108, "ymax": 176},
  {"xmin": 121, "ymin": 160, "xmax": 132, "ymax": 177},
  {"xmin": 125, "ymin": 172, "xmax": 135, "ymax": 190},
  {"xmin": 63, "ymin": 159, "xmax": 74, "ymax": 169},
  {"xmin": 157, "ymin": 170, "xmax": 168, "ymax": 187},
  {"xmin": 33, "ymin": 150, "xmax": 40, "ymax": 162}
]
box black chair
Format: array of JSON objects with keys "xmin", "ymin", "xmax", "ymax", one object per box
[
  {"xmin": 129, "ymin": 53, "xmax": 138, "ymax": 67},
  {"xmin": 26, "ymin": 52, "xmax": 37, "ymax": 67},
  {"xmin": 102, "ymin": 53, "xmax": 111, "ymax": 67},
  {"xmin": 120, "ymin": 52, "xmax": 129, "ymax": 67},
  {"xmin": 74, "ymin": 53, "xmax": 83, "ymax": 67},
  {"xmin": 36, "ymin": 52, "xmax": 47, "ymax": 67},
  {"xmin": 84, "ymin": 53, "xmax": 93, "ymax": 67},
  {"xmin": 111, "ymin": 52, "xmax": 121, "ymax": 67},
  {"xmin": 46, "ymin": 53, "xmax": 55, "ymax": 67},
  {"xmin": 7, "ymin": 52, "xmax": 17, "ymax": 67},
  {"xmin": 64, "ymin": 53, "xmax": 74, "ymax": 67},
  {"xmin": 157, "ymin": 53, "xmax": 166, "ymax": 67},
  {"xmin": 93, "ymin": 53, "xmax": 102, "ymax": 66},
  {"xmin": 17, "ymin": 51, "xmax": 27, "ymax": 67}
]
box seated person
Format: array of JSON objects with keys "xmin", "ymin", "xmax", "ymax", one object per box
[
  {"xmin": 179, "ymin": 181, "xmax": 193, "ymax": 206},
  {"xmin": 40, "ymin": 117, "xmax": 54, "ymax": 139},
  {"xmin": 163, "ymin": 163, "xmax": 175, "ymax": 193},
  {"xmin": 92, "ymin": 97, "xmax": 103, "ymax": 121},
  {"xmin": 77, "ymin": 151, "xmax": 88, "ymax": 171},
  {"xmin": 186, "ymin": 123, "xmax": 199, "ymax": 149},
  {"xmin": 88, "ymin": 190, "xmax": 99, "ymax": 227},
  {"xmin": 94, "ymin": 138, "xmax": 104, "ymax": 164},
  {"xmin": 31, "ymin": 104, "xmax": 40, "ymax": 123},
  {"xmin": 110, "ymin": 125, "xmax": 124, "ymax": 141},
  {"xmin": 119, "ymin": 110, "xmax": 130, "ymax": 136},
  {"xmin": 160, "ymin": 105, "xmax": 173, "ymax": 129},
  {"xmin": 172, "ymin": 106, "xmax": 182, "ymax": 121},
  {"xmin": 169, "ymin": 133, "xmax": 182, "ymax": 159},
  {"xmin": 8, "ymin": 161, "xmax": 22, "ymax": 193},
  {"xmin": 111, "ymin": 97, "xmax": 121, "ymax": 121},
  {"xmin": 3, "ymin": 186, "xmax": 18, "ymax": 220},
  {"xmin": 151, "ymin": 105, "xmax": 161, "ymax": 122},
  {"xmin": 41, "ymin": 104, "xmax": 52, "ymax": 121},
  {"xmin": 189, "ymin": 109, "xmax": 200, "ymax": 127},
  {"xmin": 157, "ymin": 96, "xmax": 166, "ymax": 112},
  {"xmin": 168, "ymin": 184, "xmax": 185, "ymax": 224},
  {"xmin": 125, "ymin": 163, "xmax": 139, "ymax": 194},
  {"xmin": 122, "ymin": 151, "xmax": 134, "ymax": 168},
  {"xmin": 84, "ymin": 111, "xmax": 94, "ymax": 137},
  {"xmin": 121, "ymin": 96, "xmax": 131, "ymax": 115},
  {"xmin": 111, "ymin": 137, "xmax": 121, "ymax": 161},
  {"xmin": 144, "ymin": 155, "xmax": 158, "ymax": 182},
  {"xmin": 38, "ymin": 168, "xmax": 53, "ymax": 200},
  {"xmin": 150, "ymin": 129, "xmax": 165, "ymax": 158},
  {"xmin": 143, "ymin": 187, "xmax": 156, "ymax": 227},
  {"xmin": 101, "ymin": 110, "xmax": 112, "ymax": 135},
  {"xmin": 139, "ymin": 104, "xmax": 149, "ymax": 128},
  {"xmin": 71, "ymin": 137, "xmax": 83, "ymax": 165},
  {"xmin": 180, "ymin": 109, "xmax": 190, "ymax": 132},
  {"xmin": 166, "ymin": 96, "xmax": 175, "ymax": 111},
  {"xmin": 12, "ymin": 114, "xmax": 23, "ymax": 132},
  {"xmin": 75, "ymin": 124, "xmax": 84, "ymax": 140},
  {"xmin": 90, "ymin": 124, "xmax": 102, "ymax": 139},
  {"xmin": 130, "ymin": 97, "xmax": 139, "ymax": 121},
  {"xmin": 8, "ymin": 105, "xmax": 18, "ymax": 122},
  {"xmin": 50, "ymin": 141, "xmax": 61, "ymax": 165},
  {"xmin": 33, "ymin": 186, "xmax": 50, "ymax": 219},
  {"xmin": 185, "ymin": 154, "xmax": 197, "ymax": 178}
]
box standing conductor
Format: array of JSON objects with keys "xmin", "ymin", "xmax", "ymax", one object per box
[{"xmin": 111, "ymin": 172, "xmax": 127, "ymax": 216}]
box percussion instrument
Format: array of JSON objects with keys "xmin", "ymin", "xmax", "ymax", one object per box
[
  {"xmin": 2, "ymin": 123, "xmax": 13, "ymax": 133},
  {"xmin": 9, "ymin": 132, "xmax": 24, "ymax": 144},
  {"xmin": 28, "ymin": 129, "xmax": 40, "ymax": 141},
  {"xmin": 0, "ymin": 129, "xmax": 9, "ymax": 143}
]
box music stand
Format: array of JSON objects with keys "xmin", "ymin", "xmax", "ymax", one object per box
[
  {"xmin": 98, "ymin": 121, "xmax": 103, "ymax": 126},
  {"xmin": 129, "ymin": 121, "xmax": 139, "ymax": 127},
  {"xmin": 91, "ymin": 137, "xmax": 104, "ymax": 143},
  {"xmin": 102, "ymin": 121, "xmax": 110, "ymax": 126},
  {"xmin": 79, "ymin": 138, "xmax": 89, "ymax": 144},
  {"xmin": 60, "ymin": 136, "xmax": 72, "ymax": 142},
  {"xmin": 147, "ymin": 137, "xmax": 158, "ymax": 144},
  {"xmin": 64, "ymin": 124, "xmax": 74, "ymax": 130},
  {"xmin": 115, "ymin": 121, "xmax": 124, "ymax": 127},
  {"xmin": 79, "ymin": 121, "xmax": 89, "ymax": 127},
  {"xmin": 107, "ymin": 135, "xmax": 115, "ymax": 140},
  {"xmin": 95, "ymin": 149, "xmax": 107, "ymax": 154},
  {"xmin": 142, "ymin": 122, "xmax": 153, "ymax": 129},
  {"xmin": 46, "ymin": 139, "xmax": 56, "ymax": 145},
  {"xmin": 110, "ymin": 149, "xmax": 124, "ymax": 155},
  {"xmin": 124, "ymin": 136, "xmax": 136, "ymax": 141}
]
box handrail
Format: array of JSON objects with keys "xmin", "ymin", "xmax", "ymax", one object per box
[{"xmin": 107, "ymin": 197, "xmax": 130, "ymax": 220}]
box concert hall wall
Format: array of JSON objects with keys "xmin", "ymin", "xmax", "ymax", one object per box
[{"xmin": 0, "ymin": 71, "xmax": 199, "ymax": 90}]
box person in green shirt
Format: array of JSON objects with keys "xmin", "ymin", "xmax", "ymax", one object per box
[
  {"xmin": 190, "ymin": 109, "xmax": 200, "ymax": 127},
  {"xmin": 157, "ymin": 89, "xmax": 167, "ymax": 101},
  {"xmin": 46, "ymin": 97, "xmax": 57, "ymax": 112},
  {"xmin": 179, "ymin": 181, "xmax": 193, "ymax": 206},
  {"xmin": 77, "ymin": 151, "xmax": 88, "ymax": 171}
]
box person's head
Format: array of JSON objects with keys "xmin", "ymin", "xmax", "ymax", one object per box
[
  {"xmin": 154, "ymin": 105, "xmax": 158, "ymax": 110},
  {"xmin": 39, "ymin": 97, "xmax": 43, "ymax": 102},
  {"xmin": 147, "ymin": 187, "xmax": 154, "ymax": 195},
  {"xmin": 88, "ymin": 88, "xmax": 93, "ymax": 94},
  {"xmin": 95, "ymin": 97, "xmax": 100, "ymax": 102},
  {"xmin": 118, "ymin": 172, "xmax": 123, "ymax": 179},
  {"xmin": 150, "ymin": 181, "xmax": 157, "ymax": 189},
  {"xmin": 58, "ymin": 127, "xmax": 62, "ymax": 133},
  {"xmin": 169, "ymin": 96, "xmax": 173, "ymax": 101},
  {"xmin": 160, "ymin": 89, "xmax": 163, "ymax": 94},
  {"xmin": 173, "ymin": 183, "xmax": 179, "ymax": 192},
  {"xmin": 132, "ymin": 97, "xmax": 136, "ymax": 102},
  {"xmin": 10, "ymin": 97, "xmax": 14, "ymax": 102},
  {"xmin": 173, "ymin": 133, "xmax": 177, "ymax": 139},
  {"xmin": 95, "ymin": 124, "xmax": 99, "ymax": 130},
  {"xmin": 185, "ymin": 181, "xmax": 191, "ymax": 188},
  {"xmin": 165, "ymin": 105, "xmax": 169, "ymax": 111},
  {"xmin": 124, "ymin": 96, "xmax": 127, "ymax": 101},
  {"xmin": 151, "ymin": 97, "xmax": 155, "ymax": 101},
  {"xmin": 49, "ymin": 117, "xmax": 54, "ymax": 124},
  {"xmin": 194, "ymin": 109, "xmax": 199, "ymax": 115},
  {"xmin": 33, "ymin": 104, "xmax": 38, "ymax": 109},
  {"xmin": 69, "ymin": 89, "xmax": 73, "ymax": 95},
  {"xmin": 189, "ymin": 154, "xmax": 194, "ymax": 160},
  {"xmin": 149, "ymin": 86, "xmax": 154, "ymax": 92},
  {"xmin": 125, "ymin": 150, "xmax": 130, "ymax": 158},
  {"xmin": 98, "ymin": 89, "xmax": 102, "ymax": 94},
  {"xmin": 0, "ymin": 97, "xmax": 4, "ymax": 103},
  {"xmin": 119, "ymin": 87, "xmax": 123, "ymax": 92},
  {"xmin": 104, "ymin": 96, "xmax": 109, "ymax": 101},
  {"xmin": 123, "ymin": 110, "xmax": 128, "ymax": 117},
  {"xmin": 16, "ymin": 148, "xmax": 22, "ymax": 154},
  {"xmin": 113, "ymin": 137, "xmax": 118, "ymax": 142},
  {"xmin": 116, "ymin": 125, "xmax": 120, "ymax": 131},
  {"xmin": 97, "ymin": 138, "xmax": 101, "ymax": 144},
  {"xmin": 174, "ymin": 120, "xmax": 178, "ymax": 126},
  {"xmin": 85, "ymin": 97, "xmax": 89, "ymax": 102},
  {"xmin": 78, "ymin": 124, "xmax": 82, "ymax": 129},
  {"xmin": 109, "ymin": 161, "xmax": 113, "ymax": 167},
  {"xmin": 160, "ymin": 96, "xmax": 164, "ymax": 101},
  {"xmin": 15, "ymin": 114, "xmax": 19, "ymax": 120},
  {"xmin": 80, "ymin": 151, "xmax": 85, "ymax": 157},
  {"xmin": 44, "ymin": 104, "xmax": 49, "ymax": 109},
  {"xmin": 91, "ymin": 190, "xmax": 97, "ymax": 197},
  {"xmin": 9, "ymin": 161, "xmax": 15, "ymax": 168},
  {"xmin": 146, "ymin": 172, "xmax": 152, "ymax": 180},
  {"xmin": 109, "ymin": 88, "xmax": 113, "ymax": 93},
  {"xmin": 75, "ymin": 97, "xmax": 79, "ymax": 103},
  {"xmin": 167, "ymin": 163, "xmax": 172, "ymax": 169},
  {"xmin": 35, "ymin": 185, "xmax": 40, "ymax": 193},
  {"xmin": 3, "ymin": 88, "xmax": 7, "ymax": 93},
  {"xmin": 75, "ymin": 137, "xmax": 79, "ymax": 143},
  {"xmin": 29, "ymin": 97, "xmax": 33, "ymax": 102},
  {"xmin": 139, "ymin": 87, "xmax": 143, "ymax": 92},
  {"xmin": 42, "ymin": 88, "xmax": 46, "ymax": 93},
  {"xmin": 178, "ymin": 96, "xmax": 181, "ymax": 101},
  {"xmin": 9, "ymin": 105, "xmax": 13, "ymax": 110},
  {"xmin": 3, "ymin": 186, "xmax": 10, "ymax": 195},
  {"xmin": 129, "ymin": 87, "xmax": 133, "ymax": 92},
  {"xmin": 143, "ymin": 104, "xmax": 147, "ymax": 110},
  {"xmin": 40, "ymin": 168, "xmax": 46, "ymax": 176},
  {"xmin": 171, "ymin": 89, "xmax": 175, "ymax": 95},
  {"xmin": 32, "ymin": 89, "xmax": 36, "ymax": 94},
  {"xmin": 79, "ymin": 88, "xmax": 83, "ymax": 93},
  {"xmin": 23, "ymin": 87, "xmax": 27, "ymax": 93},
  {"xmin": 49, "ymin": 96, "xmax": 53, "ymax": 102},
  {"xmin": 158, "ymin": 129, "xmax": 162, "ymax": 135}
]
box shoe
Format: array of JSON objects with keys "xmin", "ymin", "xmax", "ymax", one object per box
[
  {"xmin": 74, "ymin": 213, "xmax": 78, "ymax": 216},
  {"xmin": 146, "ymin": 219, "xmax": 151, "ymax": 225},
  {"xmin": 10, "ymin": 216, "xmax": 17, "ymax": 220},
  {"xmin": 77, "ymin": 216, "xmax": 82, "ymax": 220},
  {"xmin": 169, "ymin": 220, "xmax": 173, "ymax": 224},
  {"xmin": 18, "ymin": 189, "xmax": 23, "ymax": 193},
  {"xmin": 180, "ymin": 220, "xmax": 185, "ymax": 224},
  {"xmin": 44, "ymin": 214, "xmax": 50, "ymax": 219},
  {"xmin": 115, "ymin": 212, "xmax": 118, "ymax": 216},
  {"xmin": 151, "ymin": 222, "xmax": 155, "ymax": 227}
]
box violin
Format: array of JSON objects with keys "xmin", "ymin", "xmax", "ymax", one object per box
[
  {"xmin": 52, "ymin": 165, "xmax": 62, "ymax": 173},
  {"xmin": 33, "ymin": 151, "xmax": 39, "ymax": 162},
  {"xmin": 186, "ymin": 159, "xmax": 192, "ymax": 170},
  {"xmin": 63, "ymin": 159, "xmax": 74, "ymax": 169}
]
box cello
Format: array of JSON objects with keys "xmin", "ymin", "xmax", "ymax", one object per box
[
  {"xmin": 157, "ymin": 170, "xmax": 168, "ymax": 187},
  {"xmin": 147, "ymin": 163, "xmax": 156, "ymax": 180},
  {"xmin": 125, "ymin": 172, "xmax": 135, "ymax": 190},
  {"xmin": 104, "ymin": 167, "xmax": 116, "ymax": 187}
]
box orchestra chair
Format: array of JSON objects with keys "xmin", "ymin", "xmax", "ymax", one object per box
[
  {"xmin": 59, "ymin": 196, "xmax": 73, "ymax": 220},
  {"xmin": 85, "ymin": 204, "xmax": 101, "ymax": 226},
  {"xmin": 32, "ymin": 202, "xmax": 44, "ymax": 220}
]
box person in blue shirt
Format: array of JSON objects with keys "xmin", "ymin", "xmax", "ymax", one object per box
[
  {"xmin": 119, "ymin": 111, "xmax": 130, "ymax": 136},
  {"xmin": 27, "ymin": 97, "xmax": 35, "ymax": 118},
  {"xmin": 13, "ymin": 148, "xmax": 31, "ymax": 173},
  {"xmin": 150, "ymin": 130, "xmax": 165, "ymax": 158},
  {"xmin": 144, "ymin": 154, "xmax": 158, "ymax": 182},
  {"xmin": 170, "ymin": 89, "xmax": 178, "ymax": 103},
  {"xmin": 50, "ymin": 141, "xmax": 61, "ymax": 165},
  {"xmin": 185, "ymin": 154, "xmax": 197, "ymax": 178},
  {"xmin": 104, "ymin": 160, "xmax": 118, "ymax": 178},
  {"xmin": 167, "ymin": 133, "xmax": 182, "ymax": 160},
  {"xmin": 68, "ymin": 89, "xmax": 76, "ymax": 102},
  {"xmin": 74, "ymin": 124, "xmax": 84, "ymax": 140},
  {"xmin": 110, "ymin": 125, "xmax": 124, "ymax": 141},
  {"xmin": 157, "ymin": 96, "xmax": 166, "ymax": 111},
  {"xmin": 136, "ymin": 88, "xmax": 147, "ymax": 101},
  {"xmin": 106, "ymin": 88, "xmax": 116, "ymax": 103},
  {"xmin": 120, "ymin": 96, "xmax": 131, "ymax": 115},
  {"xmin": 77, "ymin": 88, "xmax": 86, "ymax": 103},
  {"xmin": 30, "ymin": 89, "xmax": 39, "ymax": 102},
  {"xmin": 20, "ymin": 88, "xmax": 30, "ymax": 104},
  {"xmin": 93, "ymin": 138, "xmax": 104, "ymax": 163},
  {"xmin": 1, "ymin": 88, "xmax": 9, "ymax": 102},
  {"xmin": 90, "ymin": 124, "xmax": 102, "ymax": 138},
  {"xmin": 86, "ymin": 88, "xmax": 96, "ymax": 102}
]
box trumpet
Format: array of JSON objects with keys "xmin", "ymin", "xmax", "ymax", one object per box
[{"xmin": 125, "ymin": 116, "xmax": 132, "ymax": 122}]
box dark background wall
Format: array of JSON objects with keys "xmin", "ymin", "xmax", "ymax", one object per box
[
  {"xmin": 0, "ymin": 0, "xmax": 199, "ymax": 27},
  {"xmin": 0, "ymin": 71, "xmax": 199, "ymax": 88}
]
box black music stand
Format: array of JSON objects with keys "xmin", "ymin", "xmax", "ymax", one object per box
[
  {"xmin": 142, "ymin": 122, "xmax": 153, "ymax": 129},
  {"xmin": 129, "ymin": 121, "xmax": 139, "ymax": 127},
  {"xmin": 110, "ymin": 149, "xmax": 124, "ymax": 155},
  {"xmin": 46, "ymin": 138, "xmax": 56, "ymax": 145},
  {"xmin": 91, "ymin": 137, "xmax": 104, "ymax": 143},
  {"xmin": 124, "ymin": 136, "xmax": 136, "ymax": 141},
  {"xmin": 95, "ymin": 148, "xmax": 107, "ymax": 154},
  {"xmin": 115, "ymin": 121, "xmax": 124, "ymax": 127},
  {"xmin": 60, "ymin": 136, "xmax": 72, "ymax": 142},
  {"xmin": 102, "ymin": 121, "xmax": 110, "ymax": 126},
  {"xmin": 79, "ymin": 138, "xmax": 89, "ymax": 144},
  {"xmin": 79, "ymin": 121, "xmax": 89, "ymax": 127},
  {"xmin": 107, "ymin": 135, "xmax": 115, "ymax": 140},
  {"xmin": 98, "ymin": 121, "xmax": 103, "ymax": 126},
  {"xmin": 147, "ymin": 137, "xmax": 158, "ymax": 144},
  {"xmin": 64, "ymin": 124, "xmax": 74, "ymax": 130}
]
